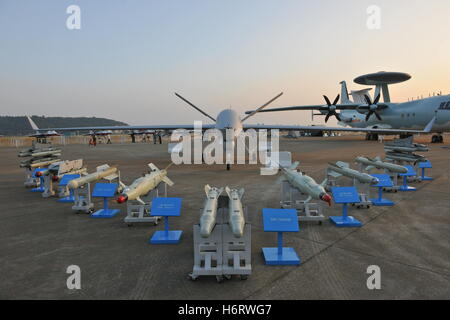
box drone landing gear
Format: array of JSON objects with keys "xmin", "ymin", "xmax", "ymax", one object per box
[
  {"xmin": 431, "ymin": 134, "xmax": 443, "ymax": 144},
  {"xmin": 365, "ymin": 133, "xmax": 379, "ymax": 141}
]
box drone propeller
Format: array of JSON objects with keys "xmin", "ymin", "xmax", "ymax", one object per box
[
  {"xmin": 323, "ymin": 94, "xmax": 341, "ymax": 123},
  {"xmin": 364, "ymin": 94, "xmax": 382, "ymax": 121}
]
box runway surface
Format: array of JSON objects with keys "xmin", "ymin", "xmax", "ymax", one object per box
[{"xmin": 1, "ymin": 136, "xmax": 449, "ymax": 299}]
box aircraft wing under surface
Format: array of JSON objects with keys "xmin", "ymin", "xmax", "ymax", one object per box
[
  {"xmin": 243, "ymin": 124, "xmax": 431, "ymax": 135},
  {"xmin": 37, "ymin": 124, "xmax": 217, "ymax": 132}
]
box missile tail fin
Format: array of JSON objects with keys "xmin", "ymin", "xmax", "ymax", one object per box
[
  {"xmin": 237, "ymin": 188, "xmax": 245, "ymax": 199},
  {"xmin": 225, "ymin": 186, "xmax": 231, "ymax": 199},
  {"xmin": 148, "ymin": 163, "xmax": 160, "ymax": 172},
  {"xmin": 204, "ymin": 184, "xmax": 211, "ymax": 196},
  {"xmin": 162, "ymin": 176, "xmax": 174, "ymax": 187},
  {"xmin": 288, "ymin": 161, "xmax": 300, "ymax": 170}
]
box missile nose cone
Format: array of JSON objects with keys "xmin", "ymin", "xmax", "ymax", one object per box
[
  {"xmin": 321, "ymin": 194, "xmax": 332, "ymax": 207},
  {"xmin": 117, "ymin": 195, "xmax": 128, "ymax": 203},
  {"xmin": 36, "ymin": 171, "xmax": 42, "ymax": 177}
]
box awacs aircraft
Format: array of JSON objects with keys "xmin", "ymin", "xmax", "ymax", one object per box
[
  {"xmin": 37, "ymin": 91, "xmax": 432, "ymax": 170},
  {"xmin": 245, "ymin": 72, "xmax": 448, "ymax": 143},
  {"xmin": 27, "ymin": 116, "xmax": 60, "ymax": 142}
]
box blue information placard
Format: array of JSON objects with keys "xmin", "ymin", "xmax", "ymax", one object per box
[
  {"xmin": 92, "ymin": 183, "xmax": 118, "ymax": 198},
  {"xmin": 330, "ymin": 187, "xmax": 362, "ymax": 227},
  {"xmin": 418, "ymin": 160, "xmax": 433, "ymax": 181},
  {"xmin": 149, "ymin": 198, "xmax": 183, "ymax": 244},
  {"xmin": 370, "ymin": 174, "xmax": 394, "ymax": 188},
  {"xmin": 151, "ymin": 197, "xmax": 182, "ymax": 217},
  {"xmin": 399, "ymin": 165, "xmax": 417, "ymax": 177},
  {"xmin": 262, "ymin": 208, "xmax": 299, "ymax": 232},
  {"xmin": 419, "ymin": 161, "xmax": 432, "ymax": 169},
  {"xmin": 399, "ymin": 165, "xmax": 417, "ymax": 191},
  {"xmin": 91, "ymin": 183, "xmax": 120, "ymax": 218},
  {"xmin": 331, "ymin": 187, "xmax": 360, "ymax": 204},
  {"xmin": 59, "ymin": 174, "xmax": 80, "ymax": 187},
  {"xmin": 262, "ymin": 208, "xmax": 300, "ymax": 266}
]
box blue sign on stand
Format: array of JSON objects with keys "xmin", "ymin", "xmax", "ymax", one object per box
[
  {"xmin": 149, "ymin": 197, "xmax": 182, "ymax": 244},
  {"xmin": 399, "ymin": 165, "xmax": 417, "ymax": 191},
  {"xmin": 91, "ymin": 183, "xmax": 120, "ymax": 218},
  {"xmin": 57, "ymin": 174, "xmax": 80, "ymax": 203},
  {"xmin": 262, "ymin": 208, "xmax": 300, "ymax": 266},
  {"xmin": 30, "ymin": 168, "xmax": 46, "ymax": 192},
  {"xmin": 419, "ymin": 161, "xmax": 433, "ymax": 181},
  {"xmin": 329, "ymin": 187, "xmax": 362, "ymax": 227},
  {"xmin": 369, "ymin": 174, "xmax": 395, "ymax": 206}
]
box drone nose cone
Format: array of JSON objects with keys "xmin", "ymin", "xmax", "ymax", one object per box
[
  {"xmin": 321, "ymin": 194, "xmax": 332, "ymax": 206},
  {"xmin": 117, "ymin": 195, "xmax": 128, "ymax": 203}
]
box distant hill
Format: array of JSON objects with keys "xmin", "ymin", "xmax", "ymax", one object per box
[{"xmin": 0, "ymin": 116, "xmax": 128, "ymax": 136}]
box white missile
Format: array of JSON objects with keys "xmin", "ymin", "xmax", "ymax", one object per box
[
  {"xmin": 328, "ymin": 161, "xmax": 379, "ymax": 185},
  {"xmin": 117, "ymin": 163, "xmax": 174, "ymax": 205},
  {"xmin": 385, "ymin": 151, "xmax": 426, "ymax": 163},
  {"xmin": 199, "ymin": 185, "xmax": 224, "ymax": 238},
  {"xmin": 225, "ymin": 186, "xmax": 245, "ymax": 238},
  {"xmin": 68, "ymin": 165, "xmax": 118, "ymax": 189},
  {"xmin": 355, "ymin": 156, "xmax": 408, "ymax": 173},
  {"xmin": 282, "ymin": 162, "xmax": 332, "ymax": 206}
]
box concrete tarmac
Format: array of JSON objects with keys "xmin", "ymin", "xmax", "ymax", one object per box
[{"xmin": 1, "ymin": 136, "xmax": 449, "ymax": 299}]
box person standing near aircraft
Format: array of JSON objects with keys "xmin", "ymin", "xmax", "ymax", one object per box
[{"xmin": 107, "ymin": 134, "xmax": 112, "ymax": 144}]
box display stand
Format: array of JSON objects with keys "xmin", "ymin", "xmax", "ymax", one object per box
[
  {"xmin": 280, "ymin": 180, "xmax": 325, "ymax": 224},
  {"xmin": 262, "ymin": 208, "xmax": 300, "ymax": 265},
  {"xmin": 399, "ymin": 165, "xmax": 417, "ymax": 191},
  {"xmin": 419, "ymin": 161, "xmax": 433, "ymax": 181},
  {"xmin": 329, "ymin": 187, "xmax": 362, "ymax": 227},
  {"xmin": 149, "ymin": 197, "xmax": 182, "ymax": 244},
  {"xmin": 72, "ymin": 183, "xmax": 94, "ymax": 213},
  {"xmin": 91, "ymin": 183, "xmax": 120, "ymax": 218},
  {"xmin": 57, "ymin": 174, "xmax": 81, "ymax": 203},
  {"xmin": 369, "ymin": 174, "xmax": 395, "ymax": 206},
  {"xmin": 30, "ymin": 168, "xmax": 46, "ymax": 192},
  {"xmin": 123, "ymin": 182, "xmax": 166, "ymax": 225}
]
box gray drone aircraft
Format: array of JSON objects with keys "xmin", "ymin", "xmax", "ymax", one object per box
[
  {"xmin": 245, "ymin": 72, "xmax": 449, "ymax": 143},
  {"xmin": 36, "ymin": 89, "xmax": 433, "ymax": 170}
]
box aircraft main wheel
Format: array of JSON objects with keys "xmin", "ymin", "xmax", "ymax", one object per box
[
  {"xmin": 226, "ymin": 164, "xmax": 231, "ymax": 171},
  {"xmin": 439, "ymin": 135, "xmax": 444, "ymax": 143}
]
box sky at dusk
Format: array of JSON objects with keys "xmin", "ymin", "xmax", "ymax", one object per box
[{"xmin": 1, "ymin": 0, "xmax": 450, "ymax": 126}]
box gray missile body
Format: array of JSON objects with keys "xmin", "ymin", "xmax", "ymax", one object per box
[
  {"xmin": 328, "ymin": 161, "xmax": 379, "ymax": 185},
  {"xmin": 282, "ymin": 162, "xmax": 332, "ymax": 205},
  {"xmin": 226, "ymin": 187, "xmax": 245, "ymax": 238},
  {"xmin": 199, "ymin": 185, "xmax": 223, "ymax": 238},
  {"xmin": 355, "ymin": 156, "xmax": 408, "ymax": 173},
  {"xmin": 385, "ymin": 152, "xmax": 426, "ymax": 163}
]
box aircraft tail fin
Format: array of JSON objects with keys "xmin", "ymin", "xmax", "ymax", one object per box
[
  {"xmin": 339, "ymin": 81, "xmax": 351, "ymax": 103},
  {"xmin": 27, "ymin": 116, "xmax": 39, "ymax": 131}
]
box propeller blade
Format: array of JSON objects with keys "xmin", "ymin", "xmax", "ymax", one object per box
[
  {"xmin": 335, "ymin": 113, "xmax": 341, "ymax": 121},
  {"xmin": 325, "ymin": 114, "xmax": 331, "ymax": 123},
  {"xmin": 323, "ymin": 95, "xmax": 332, "ymax": 106},
  {"xmin": 174, "ymin": 92, "xmax": 216, "ymax": 122},
  {"xmin": 241, "ymin": 92, "xmax": 283, "ymax": 122},
  {"xmin": 365, "ymin": 112, "xmax": 372, "ymax": 122},
  {"xmin": 332, "ymin": 94, "xmax": 340, "ymax": 106},
  {"xmin": 364, "ymin": 94, "xmax": 372, "ymax": 106},
  {"xmin": 374, "ymin": 112, "xmax": 382, "ymax": 121},
  {"xmin": 374, "ymin": 93, "xmax": 381, "ymax": 104}
]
